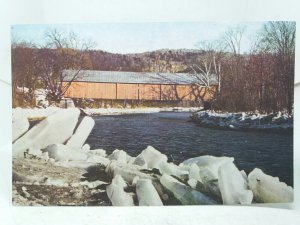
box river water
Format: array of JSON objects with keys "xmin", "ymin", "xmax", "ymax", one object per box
[{"xmin": 86, "ymin": 112, "xmax": 293, "ymax": 186}]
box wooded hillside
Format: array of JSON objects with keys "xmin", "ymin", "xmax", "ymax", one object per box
[{"xmin": 12, "ymin": 22, "xmax": 295, "ymax": 113}]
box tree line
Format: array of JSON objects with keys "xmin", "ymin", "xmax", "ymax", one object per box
[{"xmin": 12, "ymin": 22, "xmax": 295, "ymax": 113}]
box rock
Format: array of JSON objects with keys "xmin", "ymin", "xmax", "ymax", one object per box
[
  {"xmin": 13, "ymin": 108, "xmax": 80, "ymax": 158},
  {"xmin": 106, "ymin": 175, "xmax": 134, "ymax": 206},
  {"xmin": 218, "ymin": 162, "xmax": 253, "ymax": 204},
  {"xmin": 21, "ymin": 186, "xmax": 30, "ymax": 198},
  {"xmin": 42, "ymin": 144, "xmax": 88, "ymax": 162},
  {"xmin": 160, "ymin": 174, "xmax": 216, "ymax": 205},
  {"xmin": 66, "ymin": 116, "xmax": 95, "ymax": 148},
  {"xmin": 12, "ymin": 112, "xmax": 29, "ymax": 142},
  {"xmin": 248, "ymin": 168, "xmax": 293, "ymax": 203},
  {"xmin": 136, "ymin": 179, "xmax": 163, "ymax": 206},
  {"xmin": 134, "ymin": 146, "xmax": 168, "ymax": 169}
]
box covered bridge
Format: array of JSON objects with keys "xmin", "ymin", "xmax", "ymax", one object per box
[{"xmin": 62, "ymin": 70, "xmax": 218, "ymax": 103}]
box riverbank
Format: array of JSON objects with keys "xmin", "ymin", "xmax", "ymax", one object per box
[
  {"xmin": 12, "ymin": 108, "xmax": 293, "ymax": 206},
  {"xmin": 191, "ymin": 111, "xmax": 293, "ymax": 132},
  {"xmin": 13, "ymin": 106, "xmax": 201, "ymax": 120}
]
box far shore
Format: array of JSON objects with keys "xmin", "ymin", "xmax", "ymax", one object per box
[{"xmin": 13, "ymin": 106, "xmax": 202, "ymax": 120}]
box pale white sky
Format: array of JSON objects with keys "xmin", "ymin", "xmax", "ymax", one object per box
[{"xmin": 12, "ymin": 22, "xmax": 264, "ymax": 54}]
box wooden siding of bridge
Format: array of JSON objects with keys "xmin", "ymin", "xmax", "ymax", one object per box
[
  {"xmin": 116, "ymin": 83, "xmax": 139, "ymax": 100},
  {"xmin": 63, "ymin": 82, "xmax": 217, "ymax": 101}
]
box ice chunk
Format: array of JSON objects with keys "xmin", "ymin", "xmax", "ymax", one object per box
[
  {"xmin": 89, "ymin": 149, "xmax": 107, "ymax": 157},
  {"xmin": 134, "ymin": 146, "xmax": 168, "ymax": 169},
  {"xmin": 106, "ymin": 175, "xmax": 134, "ymax": 206},
  {"xmin": 160, "ymin": 174, "xmax": 216, "ymax": 205},
  {"xmin": 42, "ymin": 144, "xmax": 88, "ymax": 162},
  {"xmin": 159, "ymin": 161, "xmax": 188, "ymax": 179},
  {"xmin": 187, "ymin": 178, "xmax": 198, "ymax": 189},
  {"xmin": 106, "ymin": 162, "xmax": 153, "ymax": 184},
  {"xmin": 181, "ymin": 155, "xmax": 234, "ymax": 182},
  {"xmin": 136, "ymin": 179, "xmax": 163, "ymax": 206},
  {"xmin": 79, "ymin": 180, "xmax": 107, "ymax": 189},
  {"xmin": 13, "ymin": 108, "xmax": 80, "ymax": 158},
  {"xmin": 82, "ymin": 144, "xmax": 91, "ymax": 151},
  {"xmin": 188, "ymin": 163, "xmax": 202, "ymax": 183},
  {"xmin": 66, "ymin": 116, "xmax": 95, "ymax": 148},
  {"xmin": 218, "ymin": 162, "xmax": 253, "ymax": 204},
  {"xmin": 248, "ymin": 168, "xmax": 293, "ymax": 203},
  {"xmin": 86, "ymin": 154, "xmax": 110, "ymax": 166},
  {"xmin": 132, "ymin": 155, "xmax": 147, "ymax": 167},
  {"xmin": 12, "ymin": 112, "xmax": 29, "ymax": 142},
  {"xmin": 108, "ymin": 149, "xmax": 128, "ymax": 164}
]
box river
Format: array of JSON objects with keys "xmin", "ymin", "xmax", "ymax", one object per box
[{"xmin": 86, "ymin": 112, "xmax": 293, "ymax": 186}]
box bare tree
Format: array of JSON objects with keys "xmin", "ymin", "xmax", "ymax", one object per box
[
  {"xmin": 259, "ymin": 21, "xmax": 295, "ymax": 113},
  {"xmin": 223, "ymin": 26, "xmax": 246, "ymax": 55},
  {"xmin": 35, "ymin": 29, "xmax": 95, "ymax": 102}
]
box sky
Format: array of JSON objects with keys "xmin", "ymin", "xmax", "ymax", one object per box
[{"xmin": 11, "ymin": 22, "xmax": 264, "ymax": 54}]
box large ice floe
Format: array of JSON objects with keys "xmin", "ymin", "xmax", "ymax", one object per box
[
  {"xmin": 13, "ymin": 108, "xmax": 80, "ymax": 158},
  {"xmin": 12, "ymin": 109, "xmax": 294, "ymax": 206}
]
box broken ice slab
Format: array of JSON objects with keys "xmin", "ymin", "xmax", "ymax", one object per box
[
  {"xmin": 13, "ymin": 108, "xmax": 80, "ymax": 158},
  {"xmin": 133, "ymin": 146, "xmax": 168, "ymax": 169},
  {"xmin": 42, "ymin": 144, "xmax": 88, "ymax": 162},
  {"xmin": 160, "ymin": 174, "xmax": 216, "ymax": 205},
  {"xmin": 105, "ymin": 162, "xmax": 154, "ymax": 184},
  {"xmin": 106, "ymin": 175, "xmax": 134, "ymax": 206},
  {"xmin": 136, "ymin": 179, "xmax": 163, "ymax": 206},
  {"xmin": 248, "ymin": 168, "xmax": 293, "ymax": 203},
  {"xmin": 218, "ymin": 162, "xmax": 253, "ymax": 204},
  {"xmin": 108, "ymin": 149, "xmax": 128, "ymax": 164},
  {"xmin": 181, "ymin": 155, "xmax": 234, "ymax": 182},
  {"xmin": 158, "ymin": 161, "xmax": 189, "ymax": 180},
  {"xmin": 12, "ymin": 112, "xmax": 29, "ymax": 142},
  {"xmin": 66, "ymin": 116, "xmax": 95, "ymax": 148}
]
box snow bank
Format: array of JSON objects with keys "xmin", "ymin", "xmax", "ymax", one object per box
[
  {"xmin": 82, "ymin": 107, "xmax": 200, "ymax": 116},
  {"xmin": 191, "ymin": 111, "xmax": 293, "ymax": 131}
]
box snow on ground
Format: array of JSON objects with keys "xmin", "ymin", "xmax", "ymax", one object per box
[
  {"xmin": 82, "ymin": 107, "xmax": 200, "ymax": 116},
  {"xmin": 12, "ymin": 107, "xmax": 201, "ymax": 120}
]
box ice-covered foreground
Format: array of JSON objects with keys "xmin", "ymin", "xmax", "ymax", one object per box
[{"xmin": 12, "ymin": 109, "xmax": 293, "ymax": 206}]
